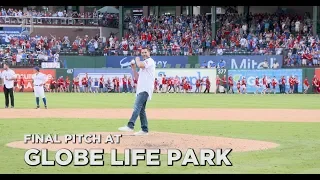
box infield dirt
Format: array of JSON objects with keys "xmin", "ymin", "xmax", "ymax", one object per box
[{"xmin": 3, "ymin": 108, "xmax": 319, "ymax": 153}]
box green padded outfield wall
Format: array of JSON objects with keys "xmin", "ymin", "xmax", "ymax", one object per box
[
  {"xmin": 55, "ymin": 68, "xmax": 74, "ymax": 92},
  {"xmin": 61, "ymin": 56, "xmax": 106, "ymax": 68},
  {"xmin": 188, "ymin": 56, "xmax": 198, "ymax": 67},
  {"xmin": 302, "ymin": 68, "xmax": 315, "ymax": 94}
]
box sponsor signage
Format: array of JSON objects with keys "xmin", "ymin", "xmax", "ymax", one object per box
[
  {"xmin": 156, "ymin": 69, "xmax": 217, "ymax": 92},
  {"xmin": 199, "ymin": 55, "xmax": 283, "ymax": 69},
  {"xmin": 41, "ymin": 62, "xmax": 61, "ymax": 69},
  {"xmin": 106, "ymin": 56, "xmax": 188, "ymax": 68},
  {"xmin": 0, "ymin": 69, "xmax": 56, "ymax": 92},
  {"xmin": 73, "ymin": 68, "xmax": 133, "ymax": 87},
  {"xmin": 0, "ymin": 27, "xmax": 23, "ymax": 44},
  {"xmin": 228, "ymin": 69, "xmax": 303, "ymax": 93}
]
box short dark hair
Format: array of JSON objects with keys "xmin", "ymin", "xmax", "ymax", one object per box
[
  {"xmin": 141, "ymin": 47, "xmax": 150, "ymax": 52},
  {"xmin": 3, "ymin": 62, "xmax": 9, "ymax": 66}
]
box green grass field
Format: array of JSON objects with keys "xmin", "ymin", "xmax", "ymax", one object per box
[
  {"xmin": 0, "ymin": 93, "xmax": 320, "ymax": 174},
  {"xmin": 4, "ymin": 93, "xmax": 320, "ymax": 109}
]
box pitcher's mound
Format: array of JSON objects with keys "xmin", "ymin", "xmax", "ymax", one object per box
[{"xmin": 6, "ymin": 132, "xmax": 279, "ymax": 153}]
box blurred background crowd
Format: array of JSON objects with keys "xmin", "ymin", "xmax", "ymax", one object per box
[{"xmin": 0, "ymin": 6, "xmax": 320, "ymax": 67}]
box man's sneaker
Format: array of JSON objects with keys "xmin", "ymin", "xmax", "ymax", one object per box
[
  {"xmin": 10, "ymin": 106, "xmax": 14, "ymax": 109},
  {"xmin": 118, "ymin": 126, "xmax": 134, "ymax": 132},
  {"xmin": 5, "ymin": 106, "xmax": 8, "ymax": 109},
  {"xmin": 134, "ymin": 130, "xmax": 148, "ymax": 136},
  {"xmin": 36, "ymin": 106, "xmax": 40, "ymax": 109},
  {"xmin": 45, "ymin": 106, "xmax": 47, "ymax": 109}
]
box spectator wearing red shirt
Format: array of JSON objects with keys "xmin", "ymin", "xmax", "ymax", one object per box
[
  {"xmin": 204, "ymin": 76, "xmax": 210, "ymax": 93},
  {"xmin": 122, "ymin": 75, "xmax": 128, "ymax": 93},
  {"xmin": 195, "ymin": 78, "xmax": 201, "ymax": 93},
  {"xmin": 228, "ymin": 75, "xmax": 234, "ymax": 94},
  {"xmin": 303, "ymin": 77, "xmax": 310, "ymax": 94}
]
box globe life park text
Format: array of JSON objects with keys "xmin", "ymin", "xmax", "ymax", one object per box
[{"xmin": 23, "ymin": 134, "xmax": 233, "ymax": 167}]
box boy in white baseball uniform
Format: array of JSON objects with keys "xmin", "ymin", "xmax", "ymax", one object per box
[{"xmin": 32, "ymin": 67, "xmax": 48, "ymax": 109}]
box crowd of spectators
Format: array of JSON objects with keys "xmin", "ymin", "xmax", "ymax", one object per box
[
  {"xmin": 116, "ymin": 11, "xmax": 320, "ymax": 67},
  {"xmin": 0, "ymin": 7, "xmax": 118, "ymax": 27},
  {"xmin": 1, "ymin": 7, "xmax": 320, "ymax": 67}
]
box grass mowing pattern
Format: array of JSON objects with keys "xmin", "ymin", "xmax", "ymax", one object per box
[
  {"xmin": 7, "ymin": 93, "xmax": 320, "ymax": 109},
  {"xmin": 0, "ymin": 118, "xmax": 319, "ymax": 174}
]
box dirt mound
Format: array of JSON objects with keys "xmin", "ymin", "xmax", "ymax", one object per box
[{"xmin": 6, "ymin": 132, "xmax": 279, "ymax": 153}]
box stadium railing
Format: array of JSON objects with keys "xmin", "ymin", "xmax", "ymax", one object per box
[{"xmin": 0, "ymin": 16, "xmax": 118, "ymax": 28}]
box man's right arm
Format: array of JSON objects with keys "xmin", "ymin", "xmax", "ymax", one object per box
[
  {"xmin": 131, "ymin": 63, "xmax": 139, "ymax": 80},
  {"xmin": 132, "ymin": 69, "xmax": 139, "ymax": 80}
]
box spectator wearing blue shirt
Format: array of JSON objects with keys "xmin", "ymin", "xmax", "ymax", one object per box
[
  {"xmin": 21, "ymin": 52, "xmax": 27, "ymax": 65},
  {"xmin": 247, "ymin": 34, "xmax": 252, "ymax": 40},
  {"xmin": 218, "ymin": 59, "xmax": 226, "ymax": 68},
  {"xmin": 201, "ymin": 61, "xmax": 207, "ymax": 68},
  {"xmin": 88, "ymin": 44, "xmax": 95, "ymax": 54},
  {"xmin": 209, "ymin": 61, "xmax": 216, "ymax": 68},
  {"xmin": 264, "ymin": 21, "xmax": 269, "ymax": 32},
  {"xmin": 184, "ymin": 45, "xmax": 188, "ymax": 56}
]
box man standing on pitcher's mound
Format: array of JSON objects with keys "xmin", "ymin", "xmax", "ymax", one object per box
[{"xmin": 118, "ymin": 47, "xmax": 155, "ymax": 136}]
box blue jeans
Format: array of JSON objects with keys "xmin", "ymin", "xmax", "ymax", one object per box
[{"xmin": 127, "ymin": 91, "xmax": 149, "ymax": 132}]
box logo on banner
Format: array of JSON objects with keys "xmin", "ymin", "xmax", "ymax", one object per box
[
  {"xmin": 120, "ymin": 57, "xmax": 132, "ymax": 69},
  {"xmin": 67, "ymin": 69, "xmax": 73, "ymax": 74},
  {"xmin": 232, "ymin": 74, "xmax": 242, "ymax": 83},
  {"xmin": 231, "ymin": 57, "xmax": 278, "ymax": 69},
  {"xmin": 119, "ymin": 57, "xmax": 169, "ymax": 68}
]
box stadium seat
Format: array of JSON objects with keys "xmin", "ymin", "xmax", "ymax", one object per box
[
  {"xmin": 65, "ymin": 51, "xmax": 71, "ymax": 56},
  {"xmin": 185, "ymin": 64, "xmax": 191, "ymax": 68},
  {"xmin": 194, "ymin": 64, "xmax": 200, "ymax": 68},
  {"xmin": 157, "ymin": 64, "xmax": 162, "ymax": 68},
  {"xmin": 175, "ymin": 64, "xmax": 181, "ymax": 68},
  {"xmin": 165, "ymin": 64, "xmax": 171, "ymax": 68}
]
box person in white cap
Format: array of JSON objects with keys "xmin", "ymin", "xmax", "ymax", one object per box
[
  {"xmin": 32, "ymin": 66, "xmax": 48, "ymax": 109},
  {"xmin": 118, "ymin": 47, "xmax": 156, "ymax": 135}
]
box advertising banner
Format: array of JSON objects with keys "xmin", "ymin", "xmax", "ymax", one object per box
[
  {"xmin": 198, "ymin": 55, "xmax": 283, "ymax": 69},
  {"xmin": 0, "ymin": 27, "xmax": 23, "ymax": 44},
  {"xmin": 315, "ymin": 68, "xmax": 320, "ymax": 78},
  {"xmin": 0, "ymin": 69, "xmax": 56, "ymax": 92},
  {"xmin": 156, "ymin": 69, "xmax": 217, "ymax": 92},
  {"xmin": 73, "ymin": 68, "xmax": 133, "ymax": 87},
  {"xmin": 106, "ymin": 56, "xmax": 188, "ymax": 68},
  {"xmin": 228, "ymin": 69, "xmax": 303, "ymax": 93},
  {"xmin": 41, "ymin": 62, "xmax": 61, "ymax": 69}
]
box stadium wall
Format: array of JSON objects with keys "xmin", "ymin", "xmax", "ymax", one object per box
[
  {"xmin": 61, "ymin": 56, "xmax": 106, "ymax": 68},
  {"xmin": 61, "ymin": 55, "xmax": 283, "ymax": 69}
]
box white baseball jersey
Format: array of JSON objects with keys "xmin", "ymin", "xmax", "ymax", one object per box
[
  {"xmin": 136, "ymin": 57, "xmax": 156, "ymax": 100},
  {"xmin": 1, "ymin": 69, "xmax": 16, "ymax": 89},
  {"xmin": 32, "ymin": 72, "xmax": 47, "ymax": 98}
]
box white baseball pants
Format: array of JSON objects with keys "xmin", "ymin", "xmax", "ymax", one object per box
[{"xmin": 34, "ymin": 85, "xmax": 46, "ymax": 98}]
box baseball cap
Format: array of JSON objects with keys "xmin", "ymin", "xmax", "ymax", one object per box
[{"xmin": 34, "ymin": 66, "xmax": 40, "ymax": 71}]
